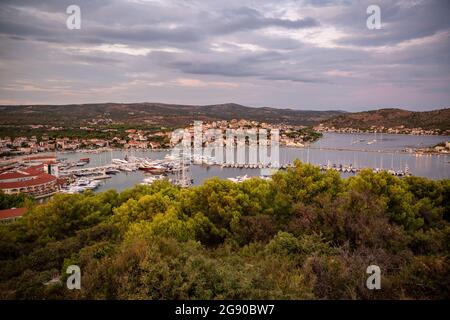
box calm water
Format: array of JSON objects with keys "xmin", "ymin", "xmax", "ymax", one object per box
[{"xmin": 58, "ymin": 133, "xmax": 450, "ymax": 192}]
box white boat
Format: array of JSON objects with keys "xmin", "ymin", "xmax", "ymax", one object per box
[
  {"xmin": 76, "ymin": 178, "xmax": 90, "ymax": 186},
  {"xmin": 112, "ymin": 159, "xmax": 129, "ymax": 165},
  {"xmin": 64, "ymin": 186, "xmax": 86, "ymax": 194},
  {"xmin": 227, "ymin": 174, "xmax": 250, "ymax": 183},
  {"xmin": 141, "ymin": 175, "xmax": 166, "ymax": 185},
  {"xmin": 84, "ymin": 181, "xmax": 101, "ymax": 190},
  {"xmin": 90, "ymin": 174, "xmax": 111, "ymax": 180},
  {"xmin": 118, "ymin": 165, "xmax": 133, "ymax": 172}
]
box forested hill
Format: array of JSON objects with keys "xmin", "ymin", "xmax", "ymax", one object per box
[
  {"xmin": 0, "ymin": 103, "xmax": 345, "ymax": 127},
  {"xmin": 0, "ymin": 162, "xmax": 449, "ymax": 299},
  {"xmin": 321, "ymin": 108, "xmax": 450, "ymax": 131}
]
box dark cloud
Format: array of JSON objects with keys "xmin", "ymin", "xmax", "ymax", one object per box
[
  {"xmin": 171, "ymin": 60, "xmax": 260, "ymax": 77},
  {"xmin": 332, "ymin": 0, "xmax": 450, "ymax": 47},
  {"xmin": 0, "ymin": 0, "xmax": 448, "ymax": 110},
  {"xmin": 212, "ymin": 6, "xmax": 319, "ymax": 34}
]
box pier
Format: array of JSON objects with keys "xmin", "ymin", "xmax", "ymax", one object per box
[{"xmin": 60, "ymin": 165, "xmax": 119, "ymax": 175}]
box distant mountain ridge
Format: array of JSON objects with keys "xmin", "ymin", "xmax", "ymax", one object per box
[
  {"xmin": 0, "ymin": 103, "xmax": 448, "ymax": 130},
  {"xmin": 321, "ymin": 108, "xmax": 450, "ymax": 131},
  {"xmin": 0, "ymin": 102, "xmax": 345, "ymax": 127}
]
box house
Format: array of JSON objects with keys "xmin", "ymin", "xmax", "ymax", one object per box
[{"xmin": 0, "ymin": 207, "xmax": 27, "ymax": 223}]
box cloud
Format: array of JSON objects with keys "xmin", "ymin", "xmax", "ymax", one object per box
[
  {"xmin": 331, "ymin": 0, "xmax": 450, "ymax": 47},
  {"xmin": 71, "ymin": 44, "xmax": 184, "ymax": 56},
  {"xmin": 211, "ymin": 6, "xmax": 320, "ymax": 34},
  {"xmin": 174, "ymin": 78, "xmax": 238, "ymax": 88},
  {"xmin": 0, "ymin": 0, "xmax": 448, "ymax": 110}
]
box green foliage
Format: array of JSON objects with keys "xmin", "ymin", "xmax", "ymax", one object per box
[
  {"xmin": 0, "ymin": 161, "xmax": 449, "ymax": 299},
  {"xmin": 0, "ymin": 191, "xmax": 32, "ymax": 210}
]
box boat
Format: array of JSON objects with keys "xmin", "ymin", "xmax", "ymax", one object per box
[
  {"xmin": 105, "ymin": 168, "xmax": 120, "ymax": 174},
  {"xmin": 85, "ymin": 181, "xmax": 101, "ymax": 190},
  {"xmin": 74, "ymin": 172, "xmax": 91, "ymax": 177},
  {"xmin": 112, "ymin": 159, "xmax": 129, "ymax": 165},
  {"xmin": 118, "ymin": 165, "xmax": 133, "ymax": 172},
  {"xmin": 140, "ymin": 175, "xmax": 166, "ymax": 185},
  {"xmin": 76, "ymin": 178, "xmax": 90, "ymax": 186},
  {"xmin": 75, "ymin": 161, "xmax": 87, "ymax": 166},
  {"xmin": 139, "ymin": 165, "xmax": 166, "ymax": 174},
  {"xmin": 79, "ymin": 158, "xmax": 90, "ymax": 163},
  {"xmin": 227, "ymin": 174, "xmax": 250, "ymax": 183},
  {"xmin": 62, "ymin": 186, "xmax": 86, "ymax": 194},
  {"xmin": 90, "ymin": 174, "xmax": 111, "ymax": 180}
]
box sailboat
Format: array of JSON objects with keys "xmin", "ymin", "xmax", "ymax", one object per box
[{"xmin": 367, "ymin": 132, "xmax": 377, "ymax": 145}]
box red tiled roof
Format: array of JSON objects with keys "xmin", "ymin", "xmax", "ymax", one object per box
[
  {"xmin": 0, "ymin": 165, "xmax": 45, "ymax": 180},
  {"xmin": 0, "ymin": 207, "xmax": 27, "ymax": 220},
  {"xmin": 23, "ymin": 166, "xmax": 45, "ymax": 175},
  {"xmin": 0, "ymin": 171, "xmax": 30, "ymax": 180},
  {"xmin": 0, "ymin": 165, "xmax": 17, "ymax": 173},
  {"xmin": 0, "ymin": 173, "xmax": 56, "ymax": 189}
]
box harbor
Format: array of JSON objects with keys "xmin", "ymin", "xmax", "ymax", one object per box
[
  {"xmin": 56, "ymin": 152, "xmax": 195, "ymax": 193},
  {"xmin": 54, "ymin": 132, "xmax": 444, "ymax": 193},
  {"xmin": 2, "ymin": 133, "xmax": 448, "ymax": 196}
]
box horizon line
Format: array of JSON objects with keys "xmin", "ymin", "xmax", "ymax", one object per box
[{"xmin": 1, "ymin": 101, "xmax": 449, "ymax": 113}]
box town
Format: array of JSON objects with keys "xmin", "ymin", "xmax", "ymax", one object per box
[
  {"xmin": 1, "ymin": 119, "xmax": 448, "ymax": 224},
  {"xmin": 0, "ymin": 119, "xmax": 321, "ymax": 157},
  {"xmin": 315, "ymin": 123, "xmax": 450, "ymax": 136},
  {"xmin": 0, "ymin": 119, "xmax": 321, "ymax": 222}
]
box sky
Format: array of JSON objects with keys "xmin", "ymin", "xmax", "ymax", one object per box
[{"xmin": 0, "ymin": 0, "xmax": 449, "ymax": 111}]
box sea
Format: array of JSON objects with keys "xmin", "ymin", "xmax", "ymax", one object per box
[{"xmin": 57, "ymin": 132, "xmax": 450, "ymax": 192}]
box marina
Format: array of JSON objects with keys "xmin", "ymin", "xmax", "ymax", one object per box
[
  {"xmin": 1, "ymin": 133, "xmax": 447, "ymax": 195},
  {"xmin": 50, "ymin": 133, "xmax": 449, "ymax": 193}
]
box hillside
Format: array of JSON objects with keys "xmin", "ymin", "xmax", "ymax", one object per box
[
  {"xmin": 322, "ymin": 108, "xmax": 450, "ymax": 131},
  {"xmin": 1, "ymin": 162, "xmax": 449, "ymax": 299},
  {"xmin": 0, "ymin": 103, "xmax": 345, "ymax": 127}
]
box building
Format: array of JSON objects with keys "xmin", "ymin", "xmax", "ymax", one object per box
[
  {"xmin": 0, "ymin": 166, "xmax": 59, "ymax": 201},
  {"xmin": 126, "ymin": 140, "xmax": 148, "ymax": 149},
  {"xmin": 0, "ymin": 207, "xmax": 27, "ymax": 223}
]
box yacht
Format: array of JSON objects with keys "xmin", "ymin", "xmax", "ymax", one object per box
[
  {"xmin": 118, "ymin": 165, "xmax": 133, "ymax": 172},
  {"xmin": 105, "ymin": 168, "xmax": 120, "ymax": 174},
  {"xmin": 112, "ymin": 159, "xmax": 129, "ymax": 165},
  {"xmin": 85, "ymin": 181, "xmax": 101, "ymax": 190},
  {"xmin": 139, "ymin": 164, "xmax": 166, "ymax": 174},
  {"xmin": 76, "ymin": 178, "xmax": 90, "ymax": 186},
  {"xmin": 227, "ymin": 174, "xmax": 250, "ymax": 183},
  {"xmin": 90, "ymin": 173, "xmax": 111, "ymax": 180},
  {"xmin": 141, "ymin": 175, "xmax": 166, "ymax": 185}
]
